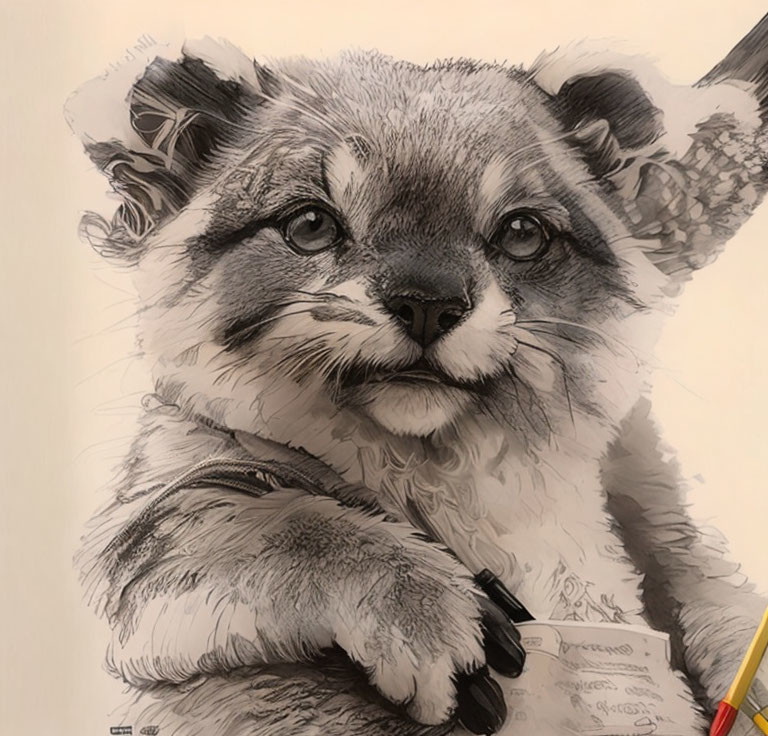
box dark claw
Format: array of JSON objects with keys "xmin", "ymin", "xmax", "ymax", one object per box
[
  {"xmin": 478, "ymin": 597, "xmax": 527, "ymax": 677},
  {"xmin": 477, "ymin": 596, "xmax": 521, "ymax": 641},
  {"xmin": 485, "ymin": 634, "xmax": 526, "ymax": 678},
  {"xmin": 455, "ymin": 667, "xmax": 507, "ymax": 735}
]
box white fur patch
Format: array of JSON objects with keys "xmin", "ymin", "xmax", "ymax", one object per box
[
  {"xmin": 321, "ymin": 277, "xmax": 372, "ymax": 305},
  {"xmin": 135, "ymin": 191, "xmax": 217, "ymax": 305},
  {"xmin": 325, "ymin": 143, "xmax": 369, "ymax": 207},
  {"xmin": 359, "ymin": 383, "xmax": 472, "ymax": 437},
  {"xmin": 183, "ymin": 37, "xmax": 262, "ymax": 89},
  {"xmin": 478, "ymin": 154, "xmax": 512, "ymax": 211},
  {"xmin": 433, "ymin": 277, "xmax": 516, "ymax": 381}
]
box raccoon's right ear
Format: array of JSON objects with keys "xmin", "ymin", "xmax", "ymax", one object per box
[
  {"xmin": 530, "ymin": 42, "xmax": 767, "ymax": 287},
  {"xmin": 552, "ymin": 72, "xmax": 664, "ymax": 179},
  {"xmin": 67, "ymin": 39, "xmax": 275, "ymax": 262},
  {"xmin": 529, "ymin": 48, "xmax": 670, "ymax": 179}
]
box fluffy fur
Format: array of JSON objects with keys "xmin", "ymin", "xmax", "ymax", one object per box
[{"xmin": 70, "ymin": 27, "xmax": 768, "ymax": 736}]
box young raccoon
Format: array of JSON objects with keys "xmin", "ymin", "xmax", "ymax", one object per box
[{"xmin": 71, "ymin": 21, "xmax": 768, "ymax": 736}]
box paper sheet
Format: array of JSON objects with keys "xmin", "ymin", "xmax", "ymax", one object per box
[{"xmin": 457, "ymin": 620, "xmax": 706, "ymax": 736}]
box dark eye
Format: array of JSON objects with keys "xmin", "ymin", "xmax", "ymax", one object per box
[
  {"xmin": 490, "ymin": 212, "xmax": 550, "ymax": 261},
  {"xmin": 283, "ymin": 207, "xmax": 344, "ymax": 254}
]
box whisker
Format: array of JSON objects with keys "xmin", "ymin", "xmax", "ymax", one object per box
[
  {"xmin": 499, "ymin": 128, "xmax": 583, "ymax": 166},
  {"xmin": 603, "ymin": 233, "xmax": 644, "ymax": 248},
  {"xmin": 515, "ymin": 317, "xmax": 643, "ymax": 365},
  {"xmin": 502, "ymin": 364, "xmax": 553, "ymax": 438},
  {"xmin": 272, "ymin": 74, "xmax": 351, "ymax": 141},
  {"xmin": 183, "ymin": 83, "xmax": 347, "ymax": 146},
  {"xmin": 513, "ymin": 335, "xmax": 575, "ymax": 428},
  {"xmin": 215, "ymin": 299, "xmax": 327, "ymax": 349},
  {"xmin": 525, "ymin": 326, "xmax": 587, "ymax": 349},
  {"xmin": 264, "ymin": 333, "xmax": 334, "ymax": 377},
  {"xmin": 292, "ymin": 288, "xmax": 340, "ymax": 301},
  {"xmin": 208, "ymin": 309, "xmax": 321, "ymax": 368}
]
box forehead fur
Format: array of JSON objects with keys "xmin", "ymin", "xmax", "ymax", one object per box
[{"xmin": 253, "ymin": 51, "xmax": 556, "ymax": 161}]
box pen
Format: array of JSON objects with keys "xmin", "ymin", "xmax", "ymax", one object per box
[
  {"xmin": 474, "ymin": 569, "xmax": 535, "ymax": 624},
  {"xmin": 710, "ymin": 606, "xmax": 768, "ymax": 736}
]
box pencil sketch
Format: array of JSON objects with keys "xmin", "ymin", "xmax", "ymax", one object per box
[{"xmin": 67, "ymin": 13, "xmax": 768, "ymax": 736}]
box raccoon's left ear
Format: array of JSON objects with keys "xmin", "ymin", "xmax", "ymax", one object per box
[
  {"xmin": 532, "ymin": 32, "xmax": 768, "ymax": 284},
  {"xmin": 67, "ymin": 38, "xmax": 274, "ymax": 262}
]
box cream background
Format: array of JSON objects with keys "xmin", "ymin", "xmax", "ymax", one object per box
[{"xmin": 2, "ymin": 1, "xmax": 767, "ymax": 733}]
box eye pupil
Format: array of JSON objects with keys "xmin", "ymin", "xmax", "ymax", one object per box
[
  {"xmin": 284, "ymin": 207, "xmax": 343, "ymax": 254},
  {"xmin": 492, "ymin": 212, "xmax": 548, "ymax": 260}
]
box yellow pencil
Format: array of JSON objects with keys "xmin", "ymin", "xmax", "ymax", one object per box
[
  {"xmin": 710, "ymin": 606, "xmax": 768, "ymax": 736},
  {"xmin": 743, "ymin": 696, "xmax": 768, "ymax": 736}
]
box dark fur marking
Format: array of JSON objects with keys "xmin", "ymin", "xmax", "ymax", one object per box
[{"xmin": 310, "ymin": 305, "xmax": 377, "ymax": 326}]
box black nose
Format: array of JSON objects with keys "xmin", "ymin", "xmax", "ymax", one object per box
[{"xmin": 386, "ymin": 294, "xmax": 469, "ymax": 347}]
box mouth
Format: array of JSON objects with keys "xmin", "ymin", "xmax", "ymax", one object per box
[{"xmin": 338, "ymin": 357, "xmax": 484, "ymax": 392}]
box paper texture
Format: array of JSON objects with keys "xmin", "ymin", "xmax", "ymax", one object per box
[{"xmin": 458, "ymin": 621, "xmax": 702, "ymax": 736}]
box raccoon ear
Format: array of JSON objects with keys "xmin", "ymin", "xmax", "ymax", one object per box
[
  {"xmin": 532, "ymin": 39, "xmax": 768, "ymax": 285},
  {"xmin": 68, "ymin": 39, "xmax": 272, "ymax": 262},
  {"xmin": 531, "ymin": 49, "xmax": 670, "ymax": 180},
  {"xmin": 554, "ymin": 70, "xmax": 665, "ymax": 179}
]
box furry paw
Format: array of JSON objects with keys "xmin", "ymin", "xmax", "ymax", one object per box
[{"xmin": 329, "ymin": 536, "xmax": 524, "ymax": 732}]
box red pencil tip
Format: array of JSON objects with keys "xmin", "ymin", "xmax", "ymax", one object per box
[{"xmin": 710, "ymin": 702, "xmax": 738, "ymax": 736}]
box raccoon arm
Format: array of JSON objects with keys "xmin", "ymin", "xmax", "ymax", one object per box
[
  {"xmin": 83, "ymin": 484, "xmax": 483, "ymax": 692},
  {"xmin": 602, "ymin": 397, "xmax": 767, "ymax": 707}
]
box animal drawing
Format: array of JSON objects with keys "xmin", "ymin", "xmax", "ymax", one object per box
[{"xmin": 69, "ymin": 15, "xmax": 768, "ymax": 735}]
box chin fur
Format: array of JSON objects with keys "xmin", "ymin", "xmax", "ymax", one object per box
[{"xmin": 350, "ymin": 383, "xmax": 472, "ymax": 436}]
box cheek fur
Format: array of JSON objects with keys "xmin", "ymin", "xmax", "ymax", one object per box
[
  {"xmin": 252, "ymin": 308, "xmax": 414, "ymax": 381},
  {"xmin": 249, "ymin": 277, "xmax": 419, "ymax": 376}
]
